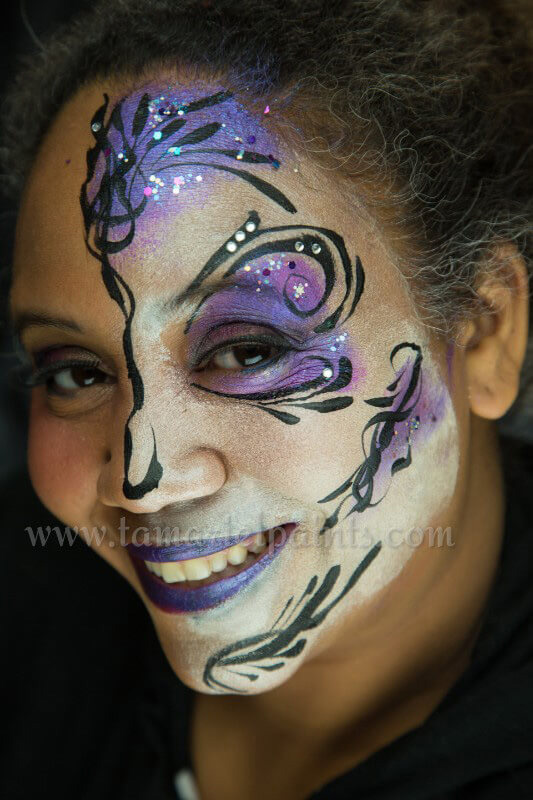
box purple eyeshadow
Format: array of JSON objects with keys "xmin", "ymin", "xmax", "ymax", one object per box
[{"xmin": 186, "ymin": 251, "xmax": 366, "ymax": 396}]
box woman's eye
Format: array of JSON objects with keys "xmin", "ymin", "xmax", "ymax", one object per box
[
  {"xmin": 208, "ymin": 343, "xmax": 280, "ymax": 372},
  {"xmin": 25, "ymin": 360, "xmax": 111, "ymax": 397},
  {"xmin": 49, "ymin": 365, "xmax": 108, "ymax": 394}
]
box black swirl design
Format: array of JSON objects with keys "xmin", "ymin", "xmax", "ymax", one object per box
[
  {"xmin": 317, "ymin": 342, "xmax": 423, "ymax": 532},
  {"xmin": 187, "ymin": 210, "xmax": 365, "ymax": 424},
  {"xmin": 203, "ymin": 541, "xmax": 382, "ymax": 692}
]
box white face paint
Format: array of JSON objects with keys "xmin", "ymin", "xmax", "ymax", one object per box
[
  {"xmin": 11, "ymin": 80, "xmax": 460, "ymax": 696},
  {"xmin": 144, "ymin": 321, "xmax": 459, "ymax": 695}
]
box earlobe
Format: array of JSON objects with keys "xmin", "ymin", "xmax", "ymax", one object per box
[{"xmin": 459, "ymin": 244, "xmax": 530, "ymax": 420}]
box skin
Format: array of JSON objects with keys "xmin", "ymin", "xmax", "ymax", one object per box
[{"xmin": 9, "ymin": 76, "xmax": 529, "ymax": 799}]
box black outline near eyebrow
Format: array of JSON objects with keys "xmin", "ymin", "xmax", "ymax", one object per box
[{"xmin": 154, "ymin": 161, "xmax": 296, "ymax": 213}]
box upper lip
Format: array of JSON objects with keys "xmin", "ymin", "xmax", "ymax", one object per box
[{"xmin": 125, "ymin": 523, "xmax": 296, "ymax": 563}]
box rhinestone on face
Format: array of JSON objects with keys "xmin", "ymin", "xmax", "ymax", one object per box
[
  {"xmin": 91, "ymin": 121, "xmax": 102, "ymax": 133},
  {"xmin": 245, "ymin": 221, "xmax": 257, "ymax": 233},
  {"xmin": 294, "ymin": 241, "xmax": 305, "ymax": 252},
  {"xmin": 311, "ymin": 242, "xmax": 322, "ymax": 254},
  {"xmin": 322, "ymin": 368, "xmax": 334, "ymax": 379},
  {"xmin": 235, "ymin": 231, "xmax": 246, "ymax": 242},
  {"xmin": 226, "ymin": 241, "xmax": 238, "ymax": 253}
]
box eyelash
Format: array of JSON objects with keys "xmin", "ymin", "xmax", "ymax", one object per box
[
  {"xmin": 193, "ymin": 333, "xmax": 294, "ymax": 373},
  {"xmin": 16, "ymin": 357, "xmax": 106, "ymax": 396},
  {"xmin": 18, "ymin": 335, "xmax": 294, "ymax": 397}
]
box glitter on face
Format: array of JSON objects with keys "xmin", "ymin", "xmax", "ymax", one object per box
[{"xmin": 293, "ymin": 282, "xmax": 308, "ymax": 300}]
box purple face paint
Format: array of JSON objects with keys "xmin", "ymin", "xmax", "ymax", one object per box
[
  {"xmin": 84, "ymin": 81, "xmax": 292, "ymax": 257},
  {"xmin": 366, "ymin": 344, "xmax": 448, "ymax": 500},
  {"xmin": 186, "ymin": 251, "xmax": 365, "ymax": 397}
]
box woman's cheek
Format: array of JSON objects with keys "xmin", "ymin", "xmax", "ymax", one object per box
[{"xmin": 27, "ymin": 391, "xmax": 98, "ymax": 527}]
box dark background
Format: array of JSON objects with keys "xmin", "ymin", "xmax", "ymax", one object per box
[
  {"xmin": 0, "ymin": 0, "xmax": 531, "ymax": 489},
  {"xmin": 0, "ymin": 1, "xmax": 94, "ymax": 483}
]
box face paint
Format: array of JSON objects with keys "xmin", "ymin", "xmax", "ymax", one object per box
[
  {"xmin": 182, "ymin": 214, "xmax": 366, "ymax": 423},
  {"xmin": 14, "ymin": 78, "xmax": 460, "ymax": 697},
  {"xmin": 78, "ymin": 82, "xmax": 459, "ymax": 691},
  {"xmin": 80, "ymin": 83, "xmax": 295, "ymax": 500},
  {"xmin": 203, "ymin": 542, "xmax": 382, "ymax": 692}
]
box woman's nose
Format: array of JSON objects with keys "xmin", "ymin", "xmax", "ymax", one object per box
[{"xmin": 97, "ymin": 402, "xmax": 227, "ymax": 514}]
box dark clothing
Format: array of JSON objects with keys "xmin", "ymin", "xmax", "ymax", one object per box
[{"xmin": 1, "ymin": 436, "xmax": 532, "ymax": 799}]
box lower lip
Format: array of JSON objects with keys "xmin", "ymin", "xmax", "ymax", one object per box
[{"xmin": 128, "ymin": 523, "xmax": 298, "ymax": 613}]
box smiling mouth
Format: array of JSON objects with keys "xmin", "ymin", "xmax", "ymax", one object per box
[
  {"xmin": 127, "ymin": 522, "xmax": 298, "ymax": 614},
  {"xmin": 143, "ymin": 528, "xmax": 277, "ymax": 587}
]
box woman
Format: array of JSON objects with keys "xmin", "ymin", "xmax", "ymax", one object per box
[{"xmin": 1, "ymin": 0, "xmax": 532, "ymax": 798}]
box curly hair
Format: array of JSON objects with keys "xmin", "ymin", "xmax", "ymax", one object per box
[{"xmin": 0, "ymin": 0, "xmax": 531, "ymax": 419}]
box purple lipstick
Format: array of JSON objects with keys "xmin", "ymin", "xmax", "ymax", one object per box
[{"xmin": 127, "ymin": 523, "xmax": 298, "ymax": 613}]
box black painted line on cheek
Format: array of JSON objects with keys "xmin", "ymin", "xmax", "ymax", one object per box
[
  {"xmin": 202, "ymin": 541, "xmax": 382, "ymax": 693},
  {"xmin": 317, "ymin": 342, "xmax": 423, "ymax": 532}
]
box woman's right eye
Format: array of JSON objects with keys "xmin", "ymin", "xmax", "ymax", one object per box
[
  {"xmin": 19, "ymin": 358, "xmax": 112, "ymax": 397},
  {"xmin": 43, "ymin": 364, "xmax": 110, "ymax": 396}
]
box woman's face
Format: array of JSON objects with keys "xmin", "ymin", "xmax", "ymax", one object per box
[{"xmin": 10, "ymin": 79, "xmax": 463, "ymax": 694}]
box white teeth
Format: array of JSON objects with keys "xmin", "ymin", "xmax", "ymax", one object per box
[
  {"xmin": 183, "ymin": 557, "xmax": 211, "ymax": 581},
  {"xmin": 143, "ymin": 530, "xmax": 272, "ymax": 582},
  {"xmin": 247, "ymin": 532, "xmax": 267, "ymax": 553},
  {"xmin": 227, "ymin": 544, "xmax": 248, "ymax": 565},
  {"xmin": 160, "ymin": 562, "xmax": 186, "ymax": 583},
  {"xmin": 208, "ymin": 551, "xmax": 228, "ymax": 572}
]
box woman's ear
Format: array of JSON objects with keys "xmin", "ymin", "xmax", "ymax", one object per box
[{"xmin": 458, "ymin": 243, "xmax": 530, "ymax": 420}]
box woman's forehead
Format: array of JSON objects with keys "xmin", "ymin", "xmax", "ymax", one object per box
[{"xmin": 12, "ymin": 76, "xmax": 412, "ymax": 337}]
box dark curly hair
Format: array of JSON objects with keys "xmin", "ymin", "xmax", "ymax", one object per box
[{"xmin": 0, "ymin": 0, "xmax": 531, "ymax": 421}]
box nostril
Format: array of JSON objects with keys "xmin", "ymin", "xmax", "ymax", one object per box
[{"xmin": 104, "ymin": 449, "xmax": 112, "ymax": 464}]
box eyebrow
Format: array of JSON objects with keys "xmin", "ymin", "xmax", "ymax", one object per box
[
  {"xmin": 10, "ymin": 310, "xmax": 85, "ymax": 339},
  {"xmin": 160, "ymin": 276, "xmax": 248, "ymax": 315},
  {"xmin": 10, "ymin": 276, "xmax": 255, "ymax": 341}
]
